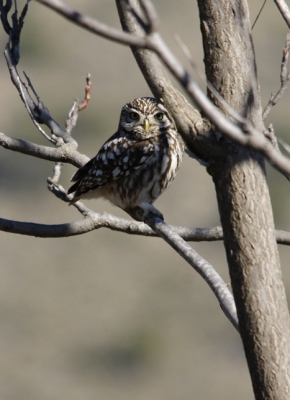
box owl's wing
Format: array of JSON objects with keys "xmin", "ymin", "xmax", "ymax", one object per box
[{"xmin": 68, "ymin": 135, "xmax": 154, "ymax": 198}]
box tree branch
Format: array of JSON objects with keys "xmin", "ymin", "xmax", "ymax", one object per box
[
  {"xmin": 0, "ymin": 214, "xmax": 217, "ymax": 239},
  {"xmin": 1, "ymin": 212, "xmax": 290, "ymax": 245},
  {"xmin": 263, "ymin": 33, "xmax": 290, "ymax": 120},
  {"xmin": 35, "ymin": 0, "xmax": 151, "ymax": 47},
  {"xmin": 32, "ymin": 0, "xmax": 290, "ymax": 180},
  {"xmin": 1, "ymin": 4, "xmax": 93, "ymax": 168},
  {"xmin": 0, "ymin": 0, "xmax": 30, "ymax": 65},
  {"xmin": 4, "ymin": 46, "xmax": 76, "ymax": 145},
  {"xmin": 0, "ymin": 131, "xmax": 89, "ymax": 167},
  {"xmin": 273, "ymin": 0, "xmax": 290, "ymax": 28}
]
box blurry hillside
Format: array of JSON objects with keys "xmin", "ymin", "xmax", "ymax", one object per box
[{"xmin": 0, "ymin": 1, "xmax": 289, "ymax": 399}]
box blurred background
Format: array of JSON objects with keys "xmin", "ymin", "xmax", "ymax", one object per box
[{"xmin": 0, "ymin": 1, "xmax": 289, "ymax": 399}]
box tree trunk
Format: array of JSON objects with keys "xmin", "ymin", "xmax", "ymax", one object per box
[{"xmin": 197, "ymin": 0, "xmax": 290, "ymax": 398}]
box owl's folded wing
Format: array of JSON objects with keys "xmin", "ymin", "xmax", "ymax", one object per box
[{"xmin": 68, "ymin": 136, "xmax": 154, "ymax": 198}]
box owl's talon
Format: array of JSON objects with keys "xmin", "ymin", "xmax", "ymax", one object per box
[
  {"xmin": 141, "ymin": 202, "xmax": 164, "ymax": 221},
  {"xmin": 147, "ymin": 211, "xmax": 164, "ymax": 221}
]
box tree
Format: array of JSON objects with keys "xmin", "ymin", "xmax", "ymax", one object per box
[{"xmin": 0, "ymin": 0, "xmax": 290, "ymax": 399}]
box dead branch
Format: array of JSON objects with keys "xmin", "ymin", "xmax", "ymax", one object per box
[
  {"xmin": 4, "ymin": 46, "xmax": 76, "ymax": 145},
  {"xmin": 0, "ymin": 0, "xmax": 30, "ymax": 65}
]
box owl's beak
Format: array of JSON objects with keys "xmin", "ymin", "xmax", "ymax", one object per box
[{"xmin": 143, "ymin": 118, "xmax": 150, "ymax": 131}]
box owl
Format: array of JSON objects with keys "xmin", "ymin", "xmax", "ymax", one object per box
[{"xmin": 68, "ymin": 97, "xmax": 184, "ymax": 221}]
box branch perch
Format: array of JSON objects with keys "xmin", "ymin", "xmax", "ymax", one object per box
[{"xmin": 1, "ymin": 213, "xmax": 289, "ymax": 245}]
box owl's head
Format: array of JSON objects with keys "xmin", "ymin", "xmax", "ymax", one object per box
[{"xmin": 119, "ymin": 97, "xmax": 175, "ymax": 139}]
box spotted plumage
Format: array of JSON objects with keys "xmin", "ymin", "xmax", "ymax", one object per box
[{"xmin": 68, "ymin": 97, "xmax": 184, "ymax": 221}]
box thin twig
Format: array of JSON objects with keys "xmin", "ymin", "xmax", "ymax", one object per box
[
  {"xmin": 65, "ymin": 100, "xmax": 80, "ymax": 135},
  {"xmin": 1, "ymin": 0, "xmax": 78, "ymax": 146},
  {"xmin": 78, "ymin": 73, "xmax": 91, "ymax": 111},
  {"xmin": 262, "ymin": 33, "xmax": 290, "ymax": 120},
  {"xmin": 21, "ymin": 71, "xmax": 56, "ymax": 143},
  {"xmin": 263, "ymin": 124, "xmax": 280, "ymax": 150},
  {"xmin": 36, "ymin": 0, "xmax": 151, "ymax": 47},
  {"xmin": 50, "ymin": 162, "xmax": 63, "ymax": 183},
  {"xmin": 252, "ymin": 0, "xmax": 267, "ymax": 30},
  {"xmin": 4, "ymin": 45, "xmax": 76, "ymax": 145},
  {"xmin": 139, "ymin": 0, "xmax": 159, "ymax": 33},
  {"xmin": 279, "ymin": 138, "xmax": 290, "ymax": 154},
  {"xmin": 0, "ymin": 0, "xmax": 31, "ymax": 65},
  {"xmin": 65, "ymin": 74, "xmax": 91, "ymax": 134}
]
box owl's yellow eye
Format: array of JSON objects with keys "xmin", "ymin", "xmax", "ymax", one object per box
[
  {"xmin": 154, "ymin": 112, "xmax": 164, "ymax": 120},
  {"xmin": 130, "ymin": 112, "xmax": 139, "ymax": 120}
]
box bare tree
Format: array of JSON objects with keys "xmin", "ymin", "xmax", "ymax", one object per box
[{"xmin": 1, "ymin": 0, "xmax": 290, "ymax": 398}]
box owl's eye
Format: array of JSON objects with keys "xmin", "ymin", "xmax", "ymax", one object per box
[
  {"xmin": 154, "ymin": 112, "xmax": 164, "ymax": 120},
  {"xmin": 130, "ymin": 112, "xmax": 139, "ymax": 120}
]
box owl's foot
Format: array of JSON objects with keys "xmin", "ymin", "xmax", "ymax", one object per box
[
  {"xmin": 126, "ymin": 203, "xmax": 164, "ymax": 222},
  {"xmin": 140, "ymin": 202, "xmax": 164, "ymax": 221}
]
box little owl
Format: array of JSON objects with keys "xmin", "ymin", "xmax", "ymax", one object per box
[{"xmin": 68, "ymin": 97, "xmax": 184, "ymax": 221}]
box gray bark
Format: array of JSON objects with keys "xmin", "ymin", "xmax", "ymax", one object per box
[{"xmin": 198, "ymin": 1, "xmax": 290, "ymax": 397}]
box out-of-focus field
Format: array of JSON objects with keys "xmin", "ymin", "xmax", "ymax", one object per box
[{"xmin": 0, "ymin": 1, "xmax": 289, "ymax": 399}]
